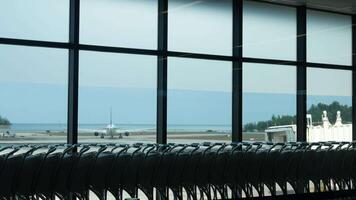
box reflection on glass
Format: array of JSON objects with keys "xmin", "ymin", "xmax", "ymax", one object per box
[
  {"xmin": 0, "ymin": 0, "xmax": 69, "ymax": 42},
  {"xmin": 79, "ymin": 51, "xmax": 156, "ymax": 144},
  {"xmin": 168, "ymin": 0, "xmax": 232, "ymax": 55},
  {"xmin": 307, "ymin": 10, "xmax": 352, "ymax": 65},
  {"xmin": 243, "ymin": 63, "xmax": 296, "ymax": 142},
  {"xmin": 243, "ymin": 1, "xmax": 296, "ymax": 60},
  {"xmin": 0, "ymin": 45, "xmax": 68, "ymax": 144},
  {"xmin": 80, "ymin": 0, "xmax": 157, "ymax": 49},
  {"xmin": 167, "ymin": 57, "xmax": 232, "ymax": 143},
  {"xmin": 307, "ymin": 68, "xmax": 352, "ymax": 142}
]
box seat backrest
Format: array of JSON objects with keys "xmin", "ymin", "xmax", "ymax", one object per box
[
  {"xmin": 14, "ymin": 153, "xmax": 45, "ymax": 196},
  {"xmin": 0, "ymin": 154, "xmax": 24, "ymax": 198}
]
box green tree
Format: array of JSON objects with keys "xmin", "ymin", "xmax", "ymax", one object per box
[
  {"xmin": 0, "ymin": 115, "xmax": 11, "ymax": 125},
  {"xmin": 308, "ymin": 101, "xmax": 352, "ymax": 124},
  {"xmin": 243, "ymin": 122, "xmax": 257, "ymax": 132}
]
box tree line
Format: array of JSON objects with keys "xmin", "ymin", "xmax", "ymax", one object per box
[
  {"xmin": 243, "ymin": 101, "xmax": 352, "ymax": 132},
  {"xmin": 0, "ymin": 115, "xmax": 11, "ymax": 125}
]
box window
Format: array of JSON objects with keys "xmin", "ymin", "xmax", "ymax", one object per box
[
  {"xmin": 168, "ymin": 0, "xmax": 232, "ymax": 55},
  {"xmin": 307, "ymin": 10, "xmax": 352, "ymax": 65},
  {"xmin": 0, "ymin": 0, "xmax": 354, "ymax": 146},
  {"xmin": 243, "ymin": 1, "xmax": 296, "ymax": 60},
  {"xmin": 167, "ymin": 57, "xmax": 232, "ymax": 143},
  {"xmin": 0, "ymin": 0, "xmax": 69, "ymax": 42},
  {"xmin": 78, "ymin": 51, "xmax": 157, "ymax": 143},
  {"xmin": 80, "ymin": 0, "xmax": 157, "ymax": 49},
  {"xmin": 243, "ymin": 63, "xmax": 296, "ymax": 142},
  {"xmin": 0, "ymin": 45, "xmax": 68, "ymax": 144},
  {"xmin": 307, "ymin": 68, "xmax": 352, "ymax": 142}
]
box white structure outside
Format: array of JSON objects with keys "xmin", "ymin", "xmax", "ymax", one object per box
[
  {"xmin": 307, "ymin": 111, "xmax": 352, "ymax": 142},
  {"xmin": 265, "ymin": 125, "xmax": 296, "ymax": 142},
  {"xmin": 266, "ymin": 111, "xmax": 352, "ymax": 142}
]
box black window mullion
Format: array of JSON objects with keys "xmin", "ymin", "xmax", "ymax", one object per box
[
  {"xmin": 296, "ymin": 6, "xmax": 307, "ymax": 142},
  {"xmin": 157, "ymin": 0, "xmax": 168, "ymax": 144},
  {"xmin": 352, "ymin": 15, "xmax": 356, "ymax": 140},
  {"xmin": 67, "ymin": 0, "xmax": 80, "ymax": 145},
  {"xmin": 232, "ymin": 0, "xmax": 243, "ymax": 142}
]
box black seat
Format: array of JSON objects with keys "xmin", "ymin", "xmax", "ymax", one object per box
[
  {"xmin": 14, "ymin": 149, "xmax": 46, "ymax": 198},
  {"xmin": 107, "ymin": 146, "xmax": 131, "ymax": 200},
  {"xmin": 209, "ymin": 144, "xmax": 232, "ymax": 199},
  {"xmin": 224, "ymin": 144, "xmax": 245, "ymax": 199},
  {"xmin": 121, "ymin": 145, "xmax": 144, "ymax": 198},
  {"xmin": 196, "ymin": 144, "xmax": 224, "ymax": 199},
  {"xmin": 52, "ymin": 145, "xmax": 77, "ymax": 199},
  {"xmin": 0, "ymin": 146, "xmax": 15, "ymax": 175},
  {"xmin": 69, "ymin": 146, "xmax": 95, "ymax": 199},
  {"xmin": 152, "ymin": 144, "xmax": 179, "ymax": 199},
  {"xmin": 35, "ymin": 151, "xmax": 62, "ymax": 198},
  {"xmin": 137, "ymin": 145, "xmax": 161, "ymax": 200},
  {"xmin": 259, "ymin": 144, "xmax": 284, "ymax": 196},
  {"xmin": 0, "ymin": 150, "xmax": 26, "ymax": 199},
  {"xmin": 89, "ymin": 148, "xmax": 115, "ymax": 199},
  {"xmin": 179, "ymin": 144, "xmax": 200, "ymax": 199},
  {"xmin": 286, "ymin": 144, "xmax": 307, "ymax": 194}
]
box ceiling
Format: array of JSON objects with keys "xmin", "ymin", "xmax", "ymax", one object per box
[{"xmin": 259, "ymin": 0, "xmax": 356, "ymax": 14}]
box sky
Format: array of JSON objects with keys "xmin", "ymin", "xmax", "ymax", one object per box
[{"xmin": 0, "ymin": 0, "xmax": 353, "ymax": 125}]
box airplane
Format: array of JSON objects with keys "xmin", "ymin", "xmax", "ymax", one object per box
[{"xmin": 92, "ymin": 108, "xmax": 131, "ymax": 139}]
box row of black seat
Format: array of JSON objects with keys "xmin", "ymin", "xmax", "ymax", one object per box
[{"xmin": 0, "ymin": 142, "xmax": 355, "ymax": 200}]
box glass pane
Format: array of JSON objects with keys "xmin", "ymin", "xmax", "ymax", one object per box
[
  {"xmin": 307, "ymin": 68, "xmax": 352, "ymax": 142},
  {"xmin": 167, "ymin": 57, "xmax": 232, "ymax": 143},
  {"xmin": 243, "ymin": 63, "xmax": 296, "ymax": 142},
  {"xmin": 243, "ymin": 1, "xmax": 296, "ymax": 60},
  {"xmin": 307, "ymin": 10, "xmax": 352, "ymax": 65},
  {"xmin": 0, "ymin": 0, "xmax": 69, "ymax": 42},
  {"xmin": 79, "ymin": 51, "xmax": 157, "ymax": 143},
  {"xmin": 80, "ymin": 0, "xmax": 157, "ymax": 49},
  {"xmin": 0, "ymin": 45, "xmax": 68, "ymax": 144},
  {"xmin": 168, "ymin": 0, "xmax": 232, "ymax": 55}
]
